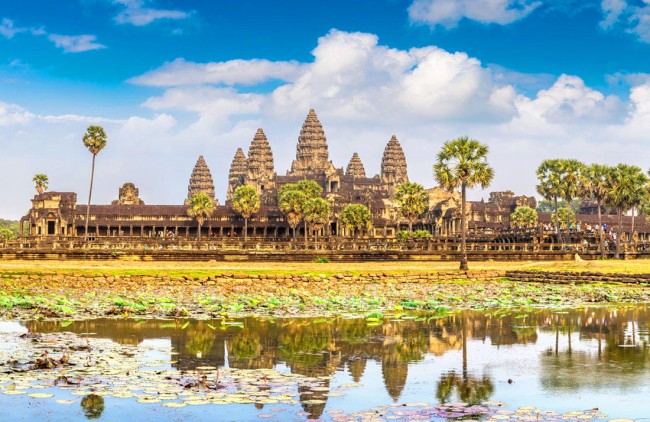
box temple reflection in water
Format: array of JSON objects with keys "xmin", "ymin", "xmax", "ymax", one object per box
[{"xmin": 25, "ymin": 306, "xmax": 650, "ymax": 418}]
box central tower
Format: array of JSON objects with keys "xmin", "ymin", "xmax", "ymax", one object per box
[{"xmin": 288, "ymin": 109, "xmax": 335, "ymax": 177}]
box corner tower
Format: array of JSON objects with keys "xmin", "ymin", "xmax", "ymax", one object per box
[
  {"xmin": 380, "ymin": 135, "xmax": 408, "ymax": 196},
  {"xmin": 246, "ymin": 128, "xmax": 276, "ymax": 194},
  {"xmin": 227, "ymin": 148, "xmax": 248, "ymax": 202},
  {"xmin": 346, "ymin": 152, "xmax": 366, "ymax": 178},
  {"xmin": 186, "ymin": 155, "xmax": 218, "ymax": 204}
]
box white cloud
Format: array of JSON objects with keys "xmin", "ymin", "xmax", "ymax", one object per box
[
  {"xmin": 600, "ymin": 0, "xmax": 627, "ymax": 28},
  {"xmin": 408, "ymin": 0, "xmax": 541, "ymax": 28},
  {"xmin": 599, "ymin": 0, "xmax": 650, "ymax": 43},
  {"xmin": 0, "ymin": 18, "xmax": 26, "ymax": 38},
  {"xmin": 130, "ymin": 58, "xmax": 304, "ymax": 87},
  {"xmin": 113, "ymin": 0, "xmax": 191, "ymax": 26},
  {"xmin": 47, "ymin": 34, "xmax": 106, "ymax": 53},
  {"xmin": 0, "ymin": 102, "xmax": 34, "ymax": 125}
]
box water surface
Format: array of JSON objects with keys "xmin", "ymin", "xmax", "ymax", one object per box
[{"xmin": 1, "ymin": 306, "xmax": 649, "ymax": 421}]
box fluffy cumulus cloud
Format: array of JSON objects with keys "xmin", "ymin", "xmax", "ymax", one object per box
[
  {"xmin": 130, "ymin": 58, "xmax": 304, "ymax": 86},
  {"xmin": 47, "ymin": 34, "xmax": 106, "ymax": 53},
  {"xmin": 599, "ymin": 0, "xmax": 650, "ymax": 43},
  {"xmin": 112, "ymin": 0, "xmax": 191, "ymax": 26},
  {"xmin": 408, "ymin": 0, "xmax": 541, "ymax": 28},
  {"xmin": 4, "ymin": 29, "xmax": 650, "ymax": 220}
]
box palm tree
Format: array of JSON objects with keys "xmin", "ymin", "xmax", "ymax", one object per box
[
  {"xmin": 82, "ymin": 125, "xmax": 107, "ymax": 241},
  {"xmin": 606, "ymin": 164, "xmax": 648, "ymax": 258},
  {"xmin": 536, "ymin": 159, "xmax": 564, "ymax": 243},
  {"xmin": 278, "ymin": 186, "xmax": 306, "ymax": 241},
  {"xmin": 581, "ymin": 164, "xmax": 612, "ymax": 258},
  {"xmin": 394, "ymin": 182, "xmax": 428, "ymax": 237},
  {"xmin": 558, "ymin": 159, "xmax": 586, "ymax": 234},
  {"xmin": 32, "ymin": 174, "xmax": 49, "ymax": 194},
  {"xmin": 187, "ymin": 193, "xmax": 215, "ymax": 241},
  {"xmin": 433, "ymin": 137, "xmax": 494, "ymax": 271},
  {"xmin": 302, "ymin": 197, "xmax": 331, "ymax": 244},
  {"xmin": 232, "ymin": 185, "xmax": 260, "ymax": 242}
]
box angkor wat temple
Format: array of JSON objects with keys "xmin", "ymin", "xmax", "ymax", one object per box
[{"xmin": 20, "ymin": 109, "xmax": 546, "ymax": 240}]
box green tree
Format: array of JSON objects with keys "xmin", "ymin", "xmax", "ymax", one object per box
[
  {"xmin": 340, "ymin": 204, "xmax": 372, "ymax": 239},
  {"xmin": 394, "ymin": 182, "xmax": 428, "ymax": 236},
  {"xmin": 278, "ymin": 186, "xmax": 306, "ymax": 241},
  {"xmin": 510, "ymin": 206, "xmax": 538, "ymax": 228},
  {"xmin": 82, "ymin": 125, "xmax": 107, "ymax": 241},
  {"xmin": 302, "ymin": 197, "xmax": 331, "ymax": 243},
  {"xmin": 278, "ymin": 180, "xmax": 323, "ymax": 241},
  {"xmin": 558, "ymin": 159, "xmax": 586, "ymax": 235},
  {"xmin": 187, "ymin": 193, "xmax": 214, "ymax": 241},
  {"xmin": 581, "ymin": 164, "xmax": 612, "ymax": 257},
  {"xmin": 606, "ymin": 164, "xmax": 648, "ymax": 257},
  {"xmin": 433, "ymin": 136, "xmax": 494, "ymax": 270},
  {"xmin": 0, "ymin": 227, "xmax": 15, "ymax": 241},
  {"xmin": 232, "ymin": 185, "xmax": 260, "ymax": 242},
  {"xmin": 536, "ymin": 159, "xmax": 564, "ymax": 243},
  {"xmin": 32, "ymin": 174, "xmax": 49, "ymax": 194},
  {"xmin": 550, "ymin": 207, "xmax": 575, "ymax": 229}
]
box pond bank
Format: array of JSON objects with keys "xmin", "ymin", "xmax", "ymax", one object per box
[{"xmin": 2, "ymin": 268, "xmax": 650, "ymax": 320}]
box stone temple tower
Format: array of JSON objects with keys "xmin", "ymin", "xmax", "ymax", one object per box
[
  {"xmin": 346, "ymin": 152, "xmax": 366, "ymax": 178},
  {"xmin": 380, "ymin": 135, "xmax": 408, "ymax": 196},
  {"xmin": 289, "ymin": 109, "xmax": 335, "ymax": 176},
  {"xmin": 186, "ymin": 155, "xmax": 217, "ymax": 204},
  {"xmin": 227, "ymin": 148, "xmax": 248, "ymax": 202},
  {"xmin": 246, "ymin": 128, "xmax": 275, "ymax": 195}
]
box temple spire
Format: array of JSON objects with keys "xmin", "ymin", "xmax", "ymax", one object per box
[
  {"xmin": 186, "ymin": 155, "xmax": 216, "ymax": 204},
  {"xmin": 246, "ymin": 128, "xmax": 275, "ymax": 194},
  {"xmin": 381, "ymin": 135, "xmax": 408, "ymax": 196},
  {"xmin": 227, "ymin": 148, "xmax": 248, "ymax": 201},
  {"xmin": 289, "ymin": 109, "xmax": 332, "ymax": 176},
  {"xmin": 346, "ymin": 152, "xmax": 366, "ymax": 178}
]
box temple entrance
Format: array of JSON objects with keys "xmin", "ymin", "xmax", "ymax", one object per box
[{"xmin": 47, "ymin": 221, "xmax": 55, "ymax": 235}]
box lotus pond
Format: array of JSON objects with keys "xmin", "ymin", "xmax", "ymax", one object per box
[{"xmin": 1, "ymin": 306, "xmax": 649, "ymax": 421}]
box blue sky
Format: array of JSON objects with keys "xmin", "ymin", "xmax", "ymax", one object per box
[{"xmin": 2, "ymin": 0, "xmax": 650, "ymax": 218}]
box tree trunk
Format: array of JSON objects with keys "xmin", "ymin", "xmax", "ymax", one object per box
[
  {"xmin": 554, "ymin": 196, "xmax": 563, "ymax": 243},
  {"xmin": 292, "ymin": 225, "xmax": 296, "ymax": 241},
  {"xmin": 630, "ymin": 207, "xmax": 635, "ymax": 244},
  {"xmin": 566, "ymin": 199, "xmax": 572, "ymax": 241},
  {"xmin": 84, "ymin": 153, "xmax": 96, "ymax": 242},
  {"xmin": 615, "ymin": 209, "xmax": 622, "ymax": 259},
  {"xmin": 198, "ymin": 222, "xmax": 202, "ymax": 241},
  {"xmin": 244, "ymin": 217, "xmax": 248, "ymax": 242},
  {"xmin": 304, "ymin": 221, "xmax": 307, "ymax": 243},
  {"xmin": 597, "ymin": 199, "xmax": 604, "ymax": 258},
  {"xmin": 460, "ymin": 183, "xmax": 468, "ymax": 270},
  {"xmin": 408, "ymin": 221, "xmax": 413, "ymax": 237}
]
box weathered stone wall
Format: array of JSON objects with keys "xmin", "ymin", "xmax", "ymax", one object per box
[{"xmin": 504, "ymin": 270, "xmax": 650, "ymax": 284}]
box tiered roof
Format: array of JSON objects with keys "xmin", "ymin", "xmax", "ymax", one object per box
[
  {"xmin": 290, "ymin": 109, "xmax": 331, "ymax": 175},
  {"xmin": 187, "ymin": 155, "xmax": 216, "ymax": 202},
  {"xmin": 346, "ymin": 152, "xmax": 366, "ymax": 178},
  {"xmin": 380, "ymin": 135, "xmax": 409, "ymax": 190},
  {"xmin": 247, "ymin": 128, "xmax": 275, "ymax": 179},
  {"xmin": 227, "ymin": 148, "xmax": 248, "ymax": 200}
]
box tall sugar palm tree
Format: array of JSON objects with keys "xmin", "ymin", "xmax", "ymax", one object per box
[
  {"xmin": 82, "ymin": 125, "xmax": 107, "ymax": 241},
  {"xmin": 232, "ymin": 185, "xmax": 260, "ymax": 242},
  {"xmin": 606, "ymin": 164, "xmax": 648, "ymax": 258},
  {"xmin": 558, "ymin": 159, "xmax": 586, "ymax": 233},
  {"xmin": 302, "ymin": 197, "xmax": 331, "ymax": 244},
  {"xmin": 433, "ymin": 136, "xmax": 494, "ymax": 270},
  {"xmin": 187, "ymin": 193, "xmax": 214, "ymax": 241},
  {"xmin": 394, "ymin": 182, "xmax": 428, "ymax": 237},
  {"xmin": 32, "ymin": 174, "xmax": 49, "ymax": 194},
  {"xmin": 536, "ymin": 159, "xmax": 564, "ymax": 243},
  {"xmin": 580, "ymin": 164, "xmax": 612, "ymax": 258}
]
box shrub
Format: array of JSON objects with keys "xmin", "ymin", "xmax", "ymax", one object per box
[
  {"xmin": 412, "ymin": 230, "xmax": 432, "ymax": 240},
  {"xmin": 396, "ymin": 230, "xmax": 410, "ymax": 242},
  {"xmin": 314, "ymin": 257, "xmax": 330, "ymax": 263}
]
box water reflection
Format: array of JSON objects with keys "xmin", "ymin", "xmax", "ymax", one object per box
[
  {"xmin": 80, "ymin": 394, "xmax": 105, "ymax": 419},
  {"xmin": 24, "ymin": 305, "xmax": 650, "ymax": 417}
]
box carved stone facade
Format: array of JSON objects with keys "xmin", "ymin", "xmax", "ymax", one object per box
[
  {"xmin": 21, "ymin": 108, "xmax": 549, "ymax": 241},
  {"xmin": 346, "ymin": 153, "xmax": 366, "ymax": 179},
  {"xmin": 227, "ymin": 148, "xmax": 248, "ymax": 202},
  {"xmin": 112, "ymin": 183, "xmax": 144, "ymax": 206},
  {"xmin": 380, "ymin": 135, "xmax": 409, "ymax": 196},
  {"xmin": 186, "ymin": 155, "xmax": 218, "ymax": 205}
]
